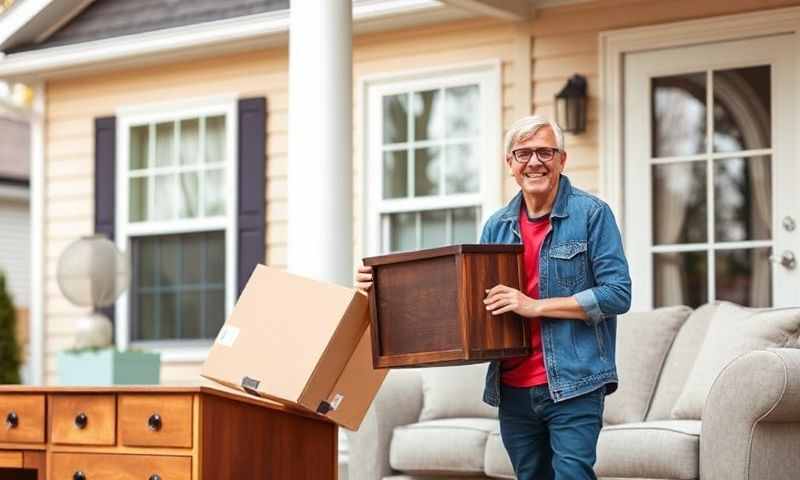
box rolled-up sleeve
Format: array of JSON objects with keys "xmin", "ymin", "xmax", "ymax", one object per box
[{"xmin": 575, "ymin": 203, "xmax": 632, "ymax": 326}]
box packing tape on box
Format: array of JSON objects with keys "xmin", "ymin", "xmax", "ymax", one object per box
[{"xmin": 216, "ymin": 325, "xmax": 240, "ymax": 347}]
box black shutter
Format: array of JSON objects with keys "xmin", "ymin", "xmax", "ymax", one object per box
[
  {"xmin": 94, "ymin": 116, "xmax": 117, "ymax": 322},
  {"xmin": 237, "ymin": 98, "xmax": 267, "ymax": 296}
]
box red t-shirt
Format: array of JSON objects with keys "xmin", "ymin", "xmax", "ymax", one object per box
[{"xmin": 501, "ymin": 205, "xmax": 550, "ymax": 387}]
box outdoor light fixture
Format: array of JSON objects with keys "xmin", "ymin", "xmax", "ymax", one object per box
[{"xmin": 555, "ymin": 74, "xmax": 588, "ymax": 134}]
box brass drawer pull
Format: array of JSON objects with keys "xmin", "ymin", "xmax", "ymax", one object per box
[
  {"xmin": 5, "ymin": 411, "xmax": 18, "ymax": 429},
  {"xmin": 74, "ymin": 412, "xmax": 88, "ymax": 430},
  {"xmin": 73, "ymin": 471, "xmax": 86, "ymax": 480},
  {"xmin": 147, "ymin": 413, "xmax": 162, "ymax": 432},
  {"xmin": 149, "ymin": 475, "xmax": 161, "ymax": 480}
]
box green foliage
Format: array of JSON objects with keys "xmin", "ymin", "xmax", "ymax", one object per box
[{"xmin": 0, "ymin": 271, "xmax": 21, "ymax": 384}]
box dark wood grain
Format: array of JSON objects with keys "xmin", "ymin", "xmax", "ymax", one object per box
[{"xmin": 200, "ymin": 392, "xmax": 337, "ymax": 480}]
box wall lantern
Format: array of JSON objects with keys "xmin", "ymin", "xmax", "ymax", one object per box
[{"xmin": 555, "ymin": 74, "xmax": 587, "ymax": 134}]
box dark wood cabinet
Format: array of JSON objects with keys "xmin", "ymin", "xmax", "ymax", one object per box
[{"xmin": 364, "ymin": 244, "xmax": 531, "ymax": 368}]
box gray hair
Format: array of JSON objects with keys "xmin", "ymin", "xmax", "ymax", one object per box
[{"xmin": 503, "ymin": 115, "xmax": 565, "ymax": 156}]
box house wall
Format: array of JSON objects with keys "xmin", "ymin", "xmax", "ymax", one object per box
[{"xmin": 0, "ymin": 198, "xmax": 30, "ymax": 307}]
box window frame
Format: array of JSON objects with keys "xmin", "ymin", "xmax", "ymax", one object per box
[
  {"xmin": 362, "ymin": 61, "xmax": 503, "ymax": 255},
  {"xmin": 115, "ymin": 95, "xmax": 238, "ymax": 361}
]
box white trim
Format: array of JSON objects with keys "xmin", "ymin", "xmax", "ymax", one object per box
[
  {"xmin": 114, "ymin": 95, "xmax": 238, "ymax": 361},
  {"xmin": 0, "ymin": 0, "xmax": 461, "ymax": 81},
  {"xmin": 28, "ymin": 81, "xmax": 44, "ymax": 385},
  {"xmin": 599, "ymin": 5, "xmax": 800, "ymax": 222},
  {"xmin": 361, "ymin": 60, "xmax": 502, "ymax": 256},
  {"xmin": 439, "ymin": 0, "xmax": 531, "ymax": 20}
]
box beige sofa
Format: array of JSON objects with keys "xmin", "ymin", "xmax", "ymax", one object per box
[{"xmin": 347, "ymin": 303, "xmax": 800, "ymax": 480}]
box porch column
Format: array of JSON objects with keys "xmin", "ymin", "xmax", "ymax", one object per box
[{"xmin": 287, "ymin": 0, "xmax": 353, "ymax": 286}]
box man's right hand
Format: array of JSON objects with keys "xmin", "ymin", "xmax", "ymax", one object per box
[{"xmin": 355, "ymin": 264, "xmax": 373, "ymax": 292}]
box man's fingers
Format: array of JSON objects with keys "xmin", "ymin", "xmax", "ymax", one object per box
[
  {"xmin": 485, "ymin": 298, "xmax": 510, "ymax": 311},
  {"xmin": 358, "ymin": 265, "xmax": 373, "ymax": 273},
  {"xmin": 484, "ymin": 284, "xmax": 510, "ymax": 299},
  {"xmin": 492, "ymin": 304, "xmax": 515, "ymax": 315}
]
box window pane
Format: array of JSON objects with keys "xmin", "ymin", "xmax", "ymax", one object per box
[
  {"xmin": 205, "ymin": 116, "xmax": 226, "ymax": 164},
  {"xmin": 653, "ymin": 251, "xmax": 708, "ymax": 308},
  {"xmin": 421, "ymin": 210, "xmax": 447, "ymax": 249},
  {"xmin": 154, "ymin": 174, "xmax": 177, "ymax": 220},
  {"xmin": 129, "ymin": 177, "xmax": 148, "ymax": 222},
  {"xmin": 414, "ymin": 147, "xmax": 441, "ymax": 197},
  {"xmin": 158, "ymin": 292, "xmax": 178, "ymax": 339},
  {"xmin": 178, "ymin": 172, "xmax": 199, "ymax": 219},
  {"xmin": 652, "ymin": 73, "xmax": 706, "ymax": 158},
  {"xmin": 383, "ymin": 150, "xmax": 408, "ymax": 199},
  {"xmin": 453, "ymin": 207, "xmax": 478, "ymax": 243},
  {"xmin": 445, "ymin": 143, "xmax": 479, "ymax": 194},
  {"xmin": 155, "ymin": 122, "xmax": 175, "ymax": 167},
  {"xmin": 180, "ymin": 118, "xmax": 200, "ymax": 165},
  {"xmin": 714, "ymin": 156, "xmax": 771, "ymax": 242},
  {"xmin": 159, "ymin": 236, "xmax": 180, "ymax": 287},
  {"xmin": 445, "ymin": 85, "xmax": 480, "ymax": 138},
  {"xmin": 713, "ymin": 66, "xmax": 771, "ymax": 153},
  {"xmin": 181, "ymin": 234, "xmax": 204, "ymax": 285},
  {"xmin": 204, "ymin": 169, "xmax": 225, "ymax": 216},
  {"xmin": 413, "ymin": 89, "xmax": 443, "ymax": 141},
  {"xmin": 715, "ymin": 248, "xmax": 771, "ymax": 307},
  {"xmin": 179, "ymin": 291, "xmax": 202, "ymax": 339},
  {"xmin": 206, "ymin": 289, "xmax": 225, "ymax": 338},
  {"xmin": 652, "ymin": 162, "xmax": 707, "ymax": 244},
  {"xmin": 130, "ymin": 125, "xmax": 149, "ymax": 170},
  {"xmin": 136, "ymin": 293, "xmax": 156, "ymax": 340},
  {"xmin": 207, "ymin": 232, "xmax": 225, "ymax": 284},
  {"xmin": 389, "ymin": 212, "xmax": 416, "ymax": 252},
  {"xmin": 136, "ymin": 237, "xmax": 157, "ymax": 288},
  {"xmin": 383, "ymin": 94, "xmax": 408, "ymax": 144}
]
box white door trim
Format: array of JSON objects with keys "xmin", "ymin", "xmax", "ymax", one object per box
[{"xmin": 599, "ymin": 5, "xmax": 800, "ymax": 226}]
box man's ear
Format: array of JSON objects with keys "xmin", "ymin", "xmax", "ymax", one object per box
[{"xmin": 559, "ymin": 150, "xmax": 568, "ymax": 170}]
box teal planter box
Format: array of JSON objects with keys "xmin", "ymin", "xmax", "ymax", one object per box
[{"xmin": 57, "ymin": 348, "xmax": 161, "ymax": 386}]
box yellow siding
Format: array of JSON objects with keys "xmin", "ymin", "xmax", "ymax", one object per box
[{"xmin": 529, "ymin": 0, "xmax": 800, "ymax": 194}]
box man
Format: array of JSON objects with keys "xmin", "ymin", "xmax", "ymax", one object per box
[{"xmin": 357, "ymin": 115, "xmax": 631, "ymax": 480}]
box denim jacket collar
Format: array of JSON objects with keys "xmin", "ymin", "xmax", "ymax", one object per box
[{"xmin": 498, "ymin": 174, "xmax": 573, "ymax": 224}]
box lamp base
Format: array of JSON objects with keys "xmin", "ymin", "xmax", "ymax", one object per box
[{"xmin": 74, "ymin": 312, "xmax": 113, "ymax": 349}]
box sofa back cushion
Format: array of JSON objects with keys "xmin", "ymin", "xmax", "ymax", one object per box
[
  {"xmin": 418, "ymin": 363, "xmax": 497, "ymax": 421},
  {"xmin": 671, "ymin": 302, "xmax": 800, "ymax": 419},
  {"xmin": 646, "ymin": 303, "xmax": 717, "ymax": 420},
  {"xmin": 603, "ymin": 306, "xmax": 692, "ymax": 425}
]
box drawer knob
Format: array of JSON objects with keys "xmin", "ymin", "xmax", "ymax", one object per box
[
  {"xmin": 74, "ymin": 412, "xmax": 88, "ymax": 429},
  {"xmin": 147, "ymin": 413, "xmax": 162, "ymax": 432},
  {"xmin": 149, "ymin": 475, "xmax": 161, "ymax": 480},
  {"xmin": 73, "ymin": 471, "xmax": 86, "ymax": 480},
  {"xmin": 5, "ymin": 411, "xmax": 18, "ymax": 429}
]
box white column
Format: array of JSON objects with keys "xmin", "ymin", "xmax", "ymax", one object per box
[
  {"xmin": 29, "ymin": 82, "xmax": 45, "ymax": 385},
  {"xmin": 287, "ymin": 0, "xmax": 353, "ymax": 287}
]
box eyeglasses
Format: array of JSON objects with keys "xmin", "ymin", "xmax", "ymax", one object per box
[{"xmin": 510, "ymin": 147, "xmax": 562, "ymax": 164}]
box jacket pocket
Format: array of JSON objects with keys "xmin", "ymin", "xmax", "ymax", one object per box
[{"xmin": 549, "ymin": 240, "xmax": 588, "ymax": 289}]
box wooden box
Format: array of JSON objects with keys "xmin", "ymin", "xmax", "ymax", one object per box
[{"xmin": 363, "ymin": 244, "xmax": 530, "ymax": 368}]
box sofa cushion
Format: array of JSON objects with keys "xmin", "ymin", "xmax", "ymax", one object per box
[
  {"xmin": 646, "ymin": 303, "xmax": 717, "ymax": 420},
  {"xmin": 418, "ymin": 363, "xmax": 497, "ymax": 421},
  {"xmin": 484, "ymin": 424, "xmax": 514, "ymax": 479},
  {"xmin": 390, "ymin": 418, "xmax": 498, "ymax": 475},
  {"xmin": 604, "ymin": 306, "xmax": 692, "ymax": 425},
  {"xmin": 671, "ymin": 302, "xmax": 800, "ymax": 419},
  {"xmin": 595, "ymin": 420, "xmax": 701, "ymax": 480}
]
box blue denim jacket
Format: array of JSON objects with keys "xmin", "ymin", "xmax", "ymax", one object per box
[{"xmin": 481, "ymin": 175, "xmax": 632, "ymax": 405}]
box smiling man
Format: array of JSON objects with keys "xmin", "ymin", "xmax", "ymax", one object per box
[{"xmin": 479, "ymin": 115, "xmax": 631, "ymax": 480}]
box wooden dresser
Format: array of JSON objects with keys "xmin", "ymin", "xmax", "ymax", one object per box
[{"xmin": 0, "ymin": 386, "xmax": 338, "ymax": 479}]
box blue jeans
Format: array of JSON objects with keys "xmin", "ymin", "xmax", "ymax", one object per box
[{"xmin": 499, "ymin": 384, "xmax": 604, "ymax": 480}]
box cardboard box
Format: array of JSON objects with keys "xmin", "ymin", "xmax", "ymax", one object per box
[{"xmin": 201, "ymin": 265, "xmax": 388, "ymax": 431}]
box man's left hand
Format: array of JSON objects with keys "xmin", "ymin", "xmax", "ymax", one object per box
[{"xmin": 483, "ymin": 284, "xmax": 538, "ymax": 318}]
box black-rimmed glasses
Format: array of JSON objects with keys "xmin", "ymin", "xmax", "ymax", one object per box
[{"xmin": 511, "ymin": 147, "xmax": 562, "ymax": 164}]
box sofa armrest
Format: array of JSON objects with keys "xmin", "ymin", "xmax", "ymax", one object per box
[
  {"xmin": 701, "ymin": 348, "xmax": 800, "ymax": 480},
  {"xmin": 346, "ymin": 368, "xmax": 423, "ymax": 480}
]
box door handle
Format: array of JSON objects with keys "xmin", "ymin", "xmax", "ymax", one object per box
[{"xmin": 770, "ymin": 250, "xmax": 796, "ymax": 270}]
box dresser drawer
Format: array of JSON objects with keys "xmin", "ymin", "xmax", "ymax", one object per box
[
  {"xmin": 118, "ymin": 394, "xmax": 193, "ymax": 448},
  {"xmin": 51, "ymin": 394, "xmax": 116, "ymax": 446},
  {"xmin": 0, "ymin": 394, "xmax": 45, "ymax": 443},
  {"xmin": 52, "ymin": 453, "xmax": 191, "ymax": 480}
]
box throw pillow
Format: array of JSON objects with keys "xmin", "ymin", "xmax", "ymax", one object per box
[{"xmin": 418, "ymin": 363, "xmax": 497, "ymax": 421}]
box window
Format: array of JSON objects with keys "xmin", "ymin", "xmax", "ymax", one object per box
[
  {"xmin": 117, "ymin": 99, "xmax": 237, "ymax": 350},
  {"xmin": 365, "ymin": 63, "xmax": 502, "ymax": 255}
]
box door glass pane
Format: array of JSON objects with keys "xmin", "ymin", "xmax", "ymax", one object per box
[
  {"xmin": 383, "ymin": 94, "xmax": 408, "ymax": 144},
  {"xmin": 413, "ymin": 89, "xmax": 443, "ymax": 141},
  {"xmin": 653, "ymin": 251, "xmax": 708, "ymax": 308},
  {"xmin": 383, "ymin": 150, "xmax": 408, "ymax": 199},
  {"xmin": 155, "ymin": 122, "xmax": 175, "ymax": 167},
  {"xmin": 178, "ymin": 172, "xmax": 199, "ymax": 219},
  {"xmin": 652, "ymin": 162, "xmax": 707, "ymax": 244},
  {"xmin": 154, "ymin": 174, "xmax": 177, "ymax": 220},
  {"xmin": 445, "ymin": 85, "xmax": 480, "ymax": 138},
  {"xmin": 453, "ymin": 207, "xmax": 478, "ymax": 243},
  {"xmin": 180, "ymin": 119, "xmax": 200, "ymax": 165},
  {"xmin": 713, "ymin": 66, "xmax": 771, "ymax": 153},
  {"xmin": 421, "ymin": 210, "xmax": 447, "ymax": 248},
  {"xmin": 652, "ymin": 73, "xmax": 706, "ymax": 158},
  {"xmin": 414, "ymin": 147, "xmax": 441, "ymax": 196},
  {"xmin": 130, "ymin": 126, "xmax": 149, "ymax": 170},
  {"xmin": 205, "ymin": 116, "xmax": 226, "ymax": 164},
  {"xmin": 389, "ymin": 212, "xmax": 416, "ymax": 252},
  {"xmin": 715, "ymin": 248, "xmax": 772, "ymax": 307},
  {"xmin": 714, "ymin": 156, "xmax": 771, "ymax": 242},
  {"xmin": 129, "ymin": 177, "xmax": 148, "ymax": 222},
  {"xmin": 445, "ymin": 142, "xmax": 479, "ymax": 194}
]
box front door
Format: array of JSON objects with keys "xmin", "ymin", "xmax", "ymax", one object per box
[{"xmin": 624, "ymin": 34, "xmax": 799, "ymax": 309}]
